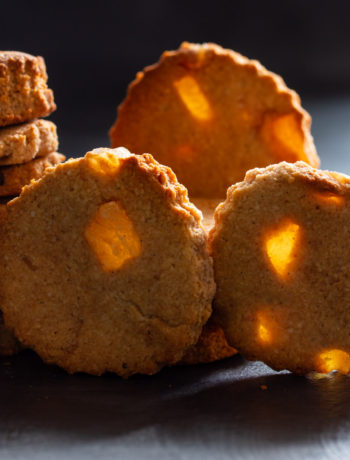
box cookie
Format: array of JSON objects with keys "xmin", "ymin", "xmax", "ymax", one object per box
[
  {"xmin": 180, "ymin": 319, "xmax": 237, "ymax": 365},
  {"xmin": 178, "ymin": 197, "xmax": 237, "ymax": 365},
  {"xmin": 0, "ymin": 312, "xmax": 22, "ymax": 356},
  {"xmin": 210, "ymin": 161, "xmax": 350, "ymax": 375},
  {"xmin": 0, "ymin": 199, "xmax": 23, "ymax": 356},
  {"xmin": 0, "ymin": 51, "xmax": 56, "ymax": 127},
  {"xmin": 192, "ymin": 198, "xmax": 221, "ymax": 232},
  {"xmin": 110, "ymin": 42, "xmax": 319, "ymax": 198},
  {"xmin": 0, "ymin": 119, "xmax": 58, "ymax": 166},
  {"xmin": 0, "ymin": 147, "xmax": 214, "ymax": 377},
  {"xmin": 0, "ymin": 152, "xmax": 65, "ymax": 196}
]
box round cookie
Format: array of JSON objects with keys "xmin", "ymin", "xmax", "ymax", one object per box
[
  {"xmin": 210, "ymin": 161, "xmax": 350, "ymax": 375},
  {"xmin": 0, "ymin": 152, "xmax": 65, "ymax": 196},
  {"xmin": 110, "ymin": 42, "xmax": 319, "ymax": 198},
  {"xmin": 0, "ymin": 147, "xmax": 214, "ymax": 377},
  {"xmin": 0, "ymin": 51, "xmax": 56, "ymax": 127},
  {"xmin": 0, "ymin": 119, "xmax": 58, "ymax": 166}
]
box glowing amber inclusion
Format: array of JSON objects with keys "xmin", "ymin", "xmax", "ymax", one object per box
[
  {"xmin": 173, "ymin": 76, "xmax": 213, "ymax": 121},
  {"xmin": 317, "ymin": 349, "xmax": 350, "ymax": 374},
  {"xmin": 85, "ymin": 201, "xmax": 141, "ymax": 271},
  {"xmin": 258, "ymin": 322, "xmax": 272, "ymax": 344},
  {"xmin": 86, "ymin": 149, "xmax": 130, "ymax": 176},
  {"xmin": 313, "ymin": 192, "xmax": 345, "ymax": 206},
  {"xmin": 261, "ymin": 113, "xmax": 307, "ymax": 162},
  {"xmin": 257, "ymin": 311, "xmax": 276, "ymax": 344},
  {"xmin": 265, "ymin": 218, "xmax": 300, "ymax": 278}
]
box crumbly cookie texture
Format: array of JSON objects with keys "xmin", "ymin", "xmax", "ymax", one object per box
[
  {"xmin": 179, "ymin": 197, "xmax": 237, "ymax": 365},
  {"xmin": 0, "ymin": 152, "xmax": 65, "ymax": 196},
  {"xmin": 210, "ymin": 161, "xmax": 350, "ymax": 375},
  {"xmin": 0, "ymin": 201, "xmax": 23, "ymax": 355},
  {"xmin": 0, "ymin": 51, "xmax": 56, "ymax": 127},
  {"xmin": 0, "ymin": 119, "xmax": 58, "ymax": 165},
  {"xmin": 0, "ymin": 147, "xmax": 214, "ymax": 377},
  {"xmin": 110, "ymin": 42, "xmax": 319, "ymax": 198},
  {"xmin": 180, "ymin": 319, "xmax": 237, "ymax": 365}
]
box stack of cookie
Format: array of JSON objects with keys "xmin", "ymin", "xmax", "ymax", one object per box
[
  {"xmin": 0, "ymin": 51, "xmax": 64, "ymax": 204},
  {"xmin": 0, "ymin": 51, "xmax": 64, "ymax": 355}
]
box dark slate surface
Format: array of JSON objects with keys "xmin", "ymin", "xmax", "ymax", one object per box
[
  {"xmin": 2, "ymin": 98, "xmax": 350, "ymax": 459},
  {"xmin": 1, "ymin": 351, "xmax": 350, "ymax": 460}
]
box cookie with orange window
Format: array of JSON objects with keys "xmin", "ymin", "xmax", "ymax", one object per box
[
  {"xmin": 210, "ymin": 161, "xmax": 350, "ymax": 375},
  {"xmin": 110, "ymin": 42, "xmax": 319, "ymax": 199},
  {"xmin": 0, "ymin": 147, "xmax": 214, "ymax": 377}
]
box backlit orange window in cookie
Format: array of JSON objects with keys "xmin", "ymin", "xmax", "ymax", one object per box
[
  {"xmin": 317, "ymin": 349, "xmax": 350, "ymax": 374},
  {"xmin": 313, "ymin": 191, "xmax": 345, "ymax": 206},
  {"xmin": 260, "ymin": 113, "xmax": 307, "ymax": 163},
  {"xmin": 257, "ymin": 310, "xmax": 279, "ymax": 345},
  {"xmin": 85, "ymin": 201, "xmax": 141, "ymax": 271},
  {"xmin": 86, "ymin": 148, "xmax": 131, "ymax": 177},
  {"xmin": 258, "ymin": 319, "xmax": 272, "ymax": 344},
  {"xmin": 264, "ymin": 218, "xmax": 301, "ymax": 279},
  {"xmin": 173, "ymin": 76, "xmax": 213, "ymax": 121},
  {"xmin": 257, "ymin": 309, "xmax": 287, "ymax": 345}
]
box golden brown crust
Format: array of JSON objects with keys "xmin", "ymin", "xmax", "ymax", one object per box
[
  {"xmin": 0, "ymin": 152, "xmax": 65, "ymax": 196},
  {"xmin": 210, "ymin": 161, "xmax": 350, "ymax": 375},
  {"xmin": 110, "ymin": 42, "xmax": 319, "ymax": 198},
  {"xmin": 0, "ymin": 119, "xmax": 58, "ymax": 165},
  {"xmin": 0, "ymin": 51, "xmax": 56, "ymax": 127},
  {"xmin": 0, "ymin": 147, "xmax": 214, "ymax": 377}
]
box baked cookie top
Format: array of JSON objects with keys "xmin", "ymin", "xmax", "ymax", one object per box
[
  {"xmin": 210, "ymin": 161, "xmax": 350, "ymax": 375},
  {"xmin": 0, "ymin": 119, "xmax": 58, "ymax": 165},
  {"xmin": 110, "ymin": 42, "xmax": 319, "ymax": 198},
  {"xmin": 0, "ymin": 147, "xmax": 214, "ymax": 377},
  {"xmin": 0, "ymin": 51, "xmax": 56, "ymax": 127}
]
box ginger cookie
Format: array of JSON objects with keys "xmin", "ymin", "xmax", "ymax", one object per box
[
  {"xmin": 110, "ymin": 42, "xmax": 319, "ymax": 198},
  {"xmin": 0, "ymin": 199, "xmax": 23, "ymax": 355},
  {"xmin": 0, "ymin": 147, "xmax": 214, "ymax": 377},
  {"xmin": 0, "ymin": 51, "xmax": 56, "ymax": 127},
  {"xmin": 180, "ymin": 197, "xmax": 237, "ymax": 365},
  {"xmin": 180, "ymin": 319, "xmax": 237, "ymax": 365},
  {"xmin": 210, "ymin": 161, "xmax": 350, "ymax": 375},
  {"xmin": 0, "ymin": 119, "xmax": 58, "ymax": 166},
  {"xmin": 0, "ymin": 152, "xmax": 65, "ymax": 196},
  {"xmin": 0, "ymin": 312, "xmax": 22, "ymax": 356}
]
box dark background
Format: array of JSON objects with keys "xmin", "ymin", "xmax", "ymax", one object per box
[
  {"xmin": 1, "ymin": 1, "xmax": 350, "ymax": 160},
  {"xmin": 2, "ymin": 5, "xmax": 350, "ymax": 458}
]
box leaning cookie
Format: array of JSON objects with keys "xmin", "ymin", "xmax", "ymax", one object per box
[
  {"xmin": 0, "ymin": 147, "xmax": 214, "ymax": 377},
  {"xmin": 210, "ymin": 161, "xmax": 350, "ymax": 375},
  {"xmin": 110, "ymin": 42, "xmax": 318, "ymax": 198},
  {"xmin": 0, "ymin": 152, "xmax": 65, "ymax": 196},
  {"xmin": 0, "ymin": 51, "xmax": 56, "ymax": 127},
  {"xmin": 0, "ymin": 119, "xmax": 58, "ymax": 166}
]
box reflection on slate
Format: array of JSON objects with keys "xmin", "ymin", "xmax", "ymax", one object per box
[{"xmin": 1, "ymin": 350, "xmax": 350, "ymax": 459}]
